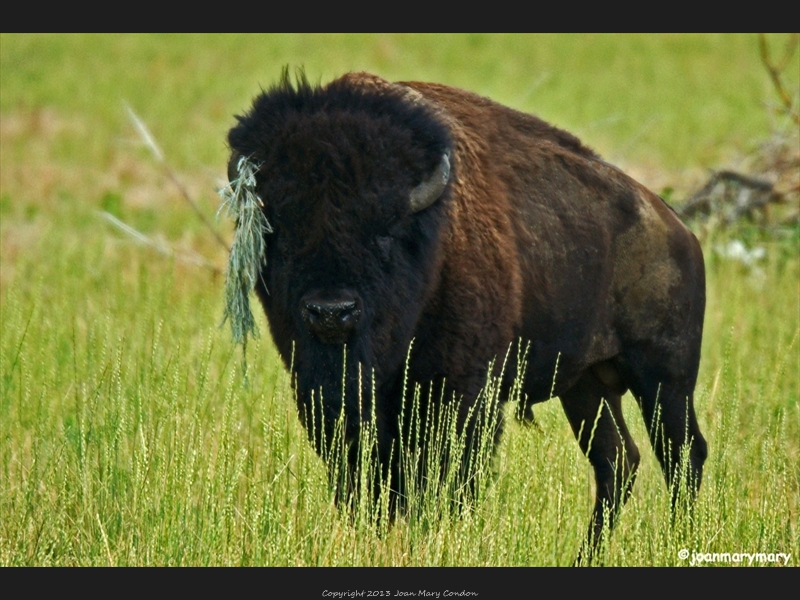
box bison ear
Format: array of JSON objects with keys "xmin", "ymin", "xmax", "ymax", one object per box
[{"xmin": 409, "ymin": 152, "xmax": 451, "ymax": 214}]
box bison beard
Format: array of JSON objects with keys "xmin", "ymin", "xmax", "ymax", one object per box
[{"xmin": 224, "ymin": 69, "xmax": 708, "ymax": 555}]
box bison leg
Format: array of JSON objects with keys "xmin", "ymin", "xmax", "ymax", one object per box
[
  {"xmin": 632, "ymin": 372, "xmax": 707, "ymax": 507},
  {"xmin": 559, "ymin": 371, "xmax": 640, "ymax": 551}
]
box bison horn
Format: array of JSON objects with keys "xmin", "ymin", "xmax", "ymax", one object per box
[{"xmin": 409, "ymin": 152, "xmax": 451, "ymax": 214}]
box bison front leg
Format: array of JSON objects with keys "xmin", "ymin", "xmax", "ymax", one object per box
[{"xmin": 559, "ymin": 371, "xmax": 640, "ymax": 559}]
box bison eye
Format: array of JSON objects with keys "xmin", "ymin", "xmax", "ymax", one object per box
[{"xmin": 376, "ymin": 235, "xmax": 393, "ymax": 261}]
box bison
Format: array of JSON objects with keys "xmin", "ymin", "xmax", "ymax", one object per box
[{"xmin": 221, "ymin": 69, "xmax": 708, "ymax": 548}]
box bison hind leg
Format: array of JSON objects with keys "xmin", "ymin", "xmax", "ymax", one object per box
[
  {"xmin": 622, "ymin": 351, "xmax": 708, "ymax": 509},
  {"xmin": 559, "ymin": 368, "xmax": 641, "ymax": 558}
]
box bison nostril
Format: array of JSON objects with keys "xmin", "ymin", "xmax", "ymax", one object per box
[
  {"xmin": 301, "ymin": 298, "xmax": 361, "ymax": 343},
  {"xmin": 305, "ymin": 299, "xmax": 356, "ymax": 320}
]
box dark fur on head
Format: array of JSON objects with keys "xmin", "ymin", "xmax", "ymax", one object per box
[{"xmin": 229, "ymin": 68, "xmax": 451, "ymax": 196}]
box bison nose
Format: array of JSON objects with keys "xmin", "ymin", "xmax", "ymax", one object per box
[{"xmin": 301, "ymin": 295, "xmax": 362, "ymax": 344}]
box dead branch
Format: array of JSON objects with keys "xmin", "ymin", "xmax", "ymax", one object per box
[
  {"xmin": 678, "ymin": 37, "xmax": 799, "ymax": 229},
  {"xmin": 679, "ymin": 170, "xmax": 783, "ymax": 224},
  {"xmin": 759, "ymin": 33, "xmax": 800, "ymax": 126}
]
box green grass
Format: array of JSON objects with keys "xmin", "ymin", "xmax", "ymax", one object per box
[{"xmin": 1, "ymin": 34, "xmax": 798, "ymax": 566}]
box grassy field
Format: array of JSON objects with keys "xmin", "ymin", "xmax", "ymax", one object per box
[{"xmin": 1, "ymin": 34, "xmax": 798, "ymax": 568}]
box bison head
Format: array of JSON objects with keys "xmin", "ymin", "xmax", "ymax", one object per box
[{"xmin": 223, "ymin": 72, "xmax": 453, "ymax": 455}]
